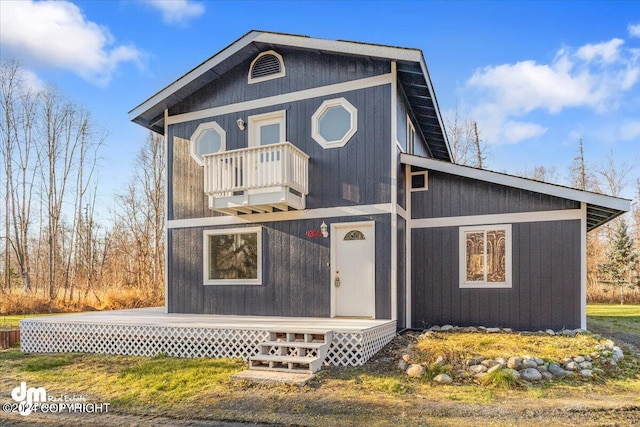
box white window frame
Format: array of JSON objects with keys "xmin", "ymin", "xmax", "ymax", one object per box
[
  {"xmin": 410, "ymin": 170, "xmax": 428, "ymax": 192},
  {"xmin": 407, "ymin": 115, "xmax": 415, "ymax": 155},
  {"xmin": 248, "ymin": 110, "xmax": 286, "ymax": 147},
  {"xmin": 203, "ymin": 227, "xmax": 263, "ymax": 286},
  {"xmin": 311, "ymin": 97, "xmax": 358, "ymax": 149},
  {"xmin": 459, "ymin": 224, "xmax": 512, "ymax": 289},
  {"xmin": 190, "ymin": 121, "xmax": 226, "ymax": 166},
  {"xmin": 248, "ymin": 50, "xmax": 286, "ymax": 84}
]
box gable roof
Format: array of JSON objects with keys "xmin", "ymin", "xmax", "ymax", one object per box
[
  {"xmin": 401, "ymin": 153, "xmax": 631, "ymax": 231},
  {"xmin": 129, "ymin": 30, "xmax": 452, "ymax": 161}
]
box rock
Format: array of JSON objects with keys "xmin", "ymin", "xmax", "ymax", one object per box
[
  {"xmin": 481, "ymin": 359, "xmax": 500, "ymax": 368},
  {"xmin": 612, "ymin": 346, "xmax": 624, "ymax": 362},
  {"xmin": 468, "ymin": 364, "xmax": 488, "ymax": 374},
  {"xmin": 421, "ymin": 331, "xmax": 436, "ymax": 339},
  {"xmin": 495, "ymin": 357, "xmax": 507, "ymax": 365},
  {"xmin": 545, "ymin": 329, "xmax": 555, "ymax": 335},
  {"xmin": 486, "ymin": 327, "xmax": 500, "ymax": 333},
  {"xmin": 464, "ymin": 326, "xmax": 477, "ymax": 333},
  {"xmin": 440, "ymin": 324, "xmax": 454, "ymax": 332},
  {"xmin": 562, "ymin": 357, "xmax": 573, "ymax": 364},
  {"xmin": 503, "ymin": 328, "xmax": 512, "ymax": 333},
  {"xmin": 521, "ymin": 359, "xmax": 538, "ymax": 369},
  {"xmin": 564, "ymin": 361, "xmax": 580, "ymax": 371},
  {"xmin": 478, "ymin": 326, "xmax": 487, "ymax": 330},
  {"xmin": 401, "ymin": 354, "xmax": 412, "ymax": 362},
  {"xmin": 466, "ymin": 357, "xmax": 485, "ymax": 366},
  {"xmin": 430, "ymin": 325, "xmax": 441, "ymax": 332},
  {"xmin": 475, "ymin": 372, "xmax": 488, "ymax": 380},
  {"xmin": 534, "ymin": 357, "xmax": 544, "ymax": 365},
  {"xmin": 547, "ymin": 362, "xmax": 568, "ymax": 377},
  {"xmin": 520, "ymin": 368, "xmax": 543, "ymax": 381},
  {"xmin": 503, "ymin": 368, "xmax": 520, "ymax": 380},
  {"xmin": 406, "ymin": 364, "xmax": 426, "ymax": 377},
  {"xmin": 607, "ymin": 359, "xmax": 617, "ymax": 367},
  {"xmin": 579, "ymin": 361, "xmax": 592, "ymax": 369},
  {"xmin": 584, "ymin": 355, "xmax": 592, "ymax": 362},
  {"xmin": 580, "ymin": 369, "xmax": 593, "ymax": 377},
  {"xmin": 604, "ymin": 339, "xmax": 616, "ymax": 349},
  {"xmin": 536, "ymin": 365, "xmax": 548, "ymax": 372},
  {"xmin": 435, "ymin": 355, "xmax": 446, "ymax": 366},
  {"xmin": 433, "ymin": 373, "xmax": 453, "ymax": 384},
  {"xmin": 573, "ymin": 356, "xmax": 585, "ymax": 363},
  {"xmin": 562, "ymin": 329, "xmax": 577, "ymax": 337},
  {"xmin": 454, "ymin": 370, "xmax": 471, "ymax": 379},
  {"xmin": 487, "ymin": 364, "xmax": 504, "ymax": 374},
  {"xmin": 398, "ymin": 360, "xmax": 408, "ymax": 371},
  {"xmin": 542, "ymin": 371, "xmax": 555, "ymax": 380},
  {"xmin": 507, "ymin": 357, "xmax": 522, "ymax": 370}
]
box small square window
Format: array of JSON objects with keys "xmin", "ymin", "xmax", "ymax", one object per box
[
  {"xmin": 410, "ymin": 171, "xmax": 428, "ymax": 191},
  {"xmin": 459, "ymin": 224, "xmax": 512, "ymax": 288},
  {"xmin": 203, "ymin": 227, "xmax": 262, "ymax": 285}
]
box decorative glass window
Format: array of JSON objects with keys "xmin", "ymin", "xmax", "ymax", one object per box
[
  {"xmin": 344, "ymin": 230, "xmax": 365, "ymax": 241},
  {"xmin": 311, "ymin": 98, "xmax": 358, "ymax": 148},
  {"xmin": 190, "ymin": 121, "xmax": 226, "ymax": 166},
  {"xmin": 459, "ymin": 224, "xmax": 512, "ymax": 288},
  {"xmin": 203, "ymin": 227, "xmax": 262, "ymax": 285},
  {"xmin": 248, "ymin": 50, "xmax": 285, "ymax": 84}
]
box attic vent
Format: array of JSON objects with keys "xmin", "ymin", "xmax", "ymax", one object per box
[{"xmin": 248, "ymin": 50, "xmax": 285, "ymax": 84}]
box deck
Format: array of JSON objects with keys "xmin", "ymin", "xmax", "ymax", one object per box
[{"xmin": 20, "ymin": 308, "xmax": 396, "ymax": 367}]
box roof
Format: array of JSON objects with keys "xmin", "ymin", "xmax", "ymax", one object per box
[
  {"xmin": 129, "ymin": 30, "xmax": 452, "ymax": 161},
  {"xmin": 401, "ymin": 153, "xmax": 630, "ymax": 231}
]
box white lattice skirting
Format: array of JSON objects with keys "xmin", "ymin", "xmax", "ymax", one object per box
[{"xmin": 20, "ymin": 320, "xmax": 396, "ymax": 367}]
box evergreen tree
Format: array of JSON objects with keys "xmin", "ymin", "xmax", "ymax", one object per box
[{"xmin": 600, "ymin": 219, "xmax": 639, "ymax": 304}]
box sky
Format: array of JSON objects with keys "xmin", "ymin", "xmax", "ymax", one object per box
[{"xmin": 1, "ymin": 0, "xmax": 639, "ymax": 221}]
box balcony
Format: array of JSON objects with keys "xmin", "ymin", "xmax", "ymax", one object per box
[{"xmin": 203, "ymin": 142, "xmax": 309, "ymax": 215}]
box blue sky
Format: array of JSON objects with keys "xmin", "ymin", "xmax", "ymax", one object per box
[{"xmin": 1, "ymin": 0, "xmax": 639, "ymax": 218}]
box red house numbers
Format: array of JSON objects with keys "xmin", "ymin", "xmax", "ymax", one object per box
[{"xmin": 305, "ymin": 229, "xmax": 323, "ymax": 238}]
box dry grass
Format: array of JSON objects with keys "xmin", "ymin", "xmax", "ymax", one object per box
[{"xmin": 414, "ymin": 332, "xmax": 603, "ymax": 363}]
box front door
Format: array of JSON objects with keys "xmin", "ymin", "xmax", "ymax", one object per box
[{"xmin": 331, "ymin": 221, "xmax": 375, "ymax": 318}]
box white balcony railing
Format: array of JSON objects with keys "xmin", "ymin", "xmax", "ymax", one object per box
[{"xmin": 203, "ymin": 142, "xmax": 309, "ymax": 214}]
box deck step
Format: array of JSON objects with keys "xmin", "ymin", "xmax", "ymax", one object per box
[
  {"xmin": 249, "ymin": 330, "xmax": 333, "ymax": 374},
  {"xmin": 260, "ymin": 341, "xmax": 325, "ymax": 349},
  {"xmin": 251, "ymin": 354, "xmax": 317, "ymax": 364}
]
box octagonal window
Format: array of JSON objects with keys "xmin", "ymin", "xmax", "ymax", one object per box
[
  {"xmin": 190, "ymin": 121, "xmax": 226, "ymax": 166},
  {"xmin": 311, "ymin": 98, "xmax": 357, "ymax": 148}
]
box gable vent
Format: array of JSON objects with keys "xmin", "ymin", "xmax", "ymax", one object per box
[{"xmin": 248, "ymin": 50, "xmax": 285, "ymax": 84}]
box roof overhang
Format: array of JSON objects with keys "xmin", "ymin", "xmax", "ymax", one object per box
[
  {"xmin": 401, "ymin": 154, "xmax": 631, "ymax": 232},
  {"xmin": 129, "ymin": 30, "xmax": 451, "ymax": 160}
]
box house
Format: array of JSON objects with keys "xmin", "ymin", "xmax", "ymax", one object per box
[{"xmin": 20, "ymin": 31, "xmax": 630, "ymax": 373}]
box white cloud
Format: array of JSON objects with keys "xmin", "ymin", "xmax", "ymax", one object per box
[
  {"xmin": 619, "ymin": 121, "xmax": 640, "ymax": 140},
  {"xmin": 460, "ymin": 36, "xmax": 640, "ymax": 144},
  {"xmin": 143, "ymin": 0, "xmax": 205, "ymax": 25},
  {"xmin": 629, "ymin": 23, "xmax": 640, "ymax": 38},
  {"xmin": 0, "ymin": 1, "xmax": 143, "ymax": 86}
]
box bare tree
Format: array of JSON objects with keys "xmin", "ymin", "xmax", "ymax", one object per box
[{"xmin": 444, "ymin": 107, "xmax": 487, "ymax": 168}]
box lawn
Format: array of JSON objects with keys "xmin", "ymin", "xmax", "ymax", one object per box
[{"xmin": 587, "ymin": 304, "xmax": 640, "ymax": 337}]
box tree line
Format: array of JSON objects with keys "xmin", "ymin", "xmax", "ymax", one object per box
[{"xmin": 0, "ymin": 61, "xmax": 164, "ymax": 313}]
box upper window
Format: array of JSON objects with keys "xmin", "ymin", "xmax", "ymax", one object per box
[
  {"xmin": 204, "ymin": 227, "xmax": 262, "ymax": 285},
  {"xmin": 190, "ymin": 122, "xmax": 226, "ymax": 166},
  {"xmin": 248, "ymin": 110, "xmax": 286, "ymax": 147},
  {"xmin": 311, "ymin": 98, "xmax": 358, "ymax": 149},
  {"xmin": 248, "ymin": 51, "xmax": 285, "ymax": 84},
  {"xmin": 459, "ymin": 224, "xmax": 512, "ymax": 288}
]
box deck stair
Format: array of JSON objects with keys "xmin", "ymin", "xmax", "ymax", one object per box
[{"xmin": 249, "ymin": 330, "xmax": 333, "ymax": 374}]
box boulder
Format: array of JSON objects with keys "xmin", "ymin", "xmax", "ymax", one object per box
[
  {"xmin": 521, "ymin": 359, "xmax": 538, "ymax": 369},
  {"xmin": 534, "ymin": 357, "xmax": 544, "ymax": 365},
  {"xmin": 406, "ymin": 364, "xmax": 426, "ymax": 377},
  {"xmin": 433, "ymin": 374, "xmax": 453, "ymax": 384},
  {"xmin": 520, "ymin": 368, "xmax": 543, "ymax": 381}
]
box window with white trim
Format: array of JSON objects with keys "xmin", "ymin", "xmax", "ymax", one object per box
[
  {"xmin": 410, "ymin": 170, "xmax": 428, "ymax": 191},
  {"xmin": 459, "ymin": 224, "xmax": 512, "ymax": 288},
  {"xmin": 190, "ymin": 122, "xmax": 226, "ymax": 166},
  {"xmin": 204, "ymin": 227, "xmax": 262, "ymax": 285},
  {"xmin": 311, "ymin": 97, "xmax": 357, "ymax": 148},
  {"xmin": 248, "ymin": 110, "xmax": 286, "ymax": 147},
  {"xmin": 248, "ymin": 50, "xmax": 285, "ymax": 84}
]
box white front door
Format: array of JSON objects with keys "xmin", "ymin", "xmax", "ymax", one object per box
[{"xmin": 331, "ymin": 221, "xmax": 375, "ymax": 318}]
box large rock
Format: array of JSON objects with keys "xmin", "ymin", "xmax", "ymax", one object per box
[
  {"xmin": 564, "ymin": 361, "xmax": 580, "ymax": 371},
  {"xmin": 481, "ymin": 359, "xmax": 500, "ymax": 368},
  {"xmin": 612, "ymin": 346, "xmax": 624, "ymax": 362},
  {"xmin": 433, "ymin": 373, "xmax": 453, "ymax": 384},
  {"xmin": 486, "ymin": 327, "xmax": 500, "ymax": 333},
  {"xmin": 440, "ymin": 324, "xmax": 454, "ymax": 332},
  {"xmin": 521, "ymin": 359, "xmax": 538, "ymax": 369},
  {"xmin": 507, "ymin": 357, "xmax": 522, "ymax": 370},
  {"xmin": 547, "ymin": 362, "xmax": 568, "ymax": 377},
  {"xmin": 520, "ymin": 368, "xmax": 542, "ymax": 381},
  {"xmin": 573, "ymin": 356, "xmax": 585, "ymax": 363},
  {"xmin": 406, "ymin": 364, "xmax": 426, "ymax": 377},
  {"xmin": 468, "ymin": 364, "xmax": 488, "ymax": 374},
  {"xmin": 505, "ymin": 368, "xmax": 520, "ymax": 380}
]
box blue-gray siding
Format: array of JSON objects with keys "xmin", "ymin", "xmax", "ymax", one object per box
[
  {"xmin": 411, "ymin": 220, "xmax": 581, "ymax": 330},
  {"xmin": 168, "ymin": 215, "xmax": 392, "ymax": 318},
  {"xmin": 397, "ymin": 215, "xmax": 406, "ymax": 329}
]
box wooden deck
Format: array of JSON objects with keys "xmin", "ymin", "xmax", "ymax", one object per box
[{"xmin": 20, "ymin": 308, "xmax": 397, "ymax": 367}]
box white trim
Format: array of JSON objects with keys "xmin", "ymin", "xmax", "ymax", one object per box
[
  {"xmin": 401, "ymin": 154, "xmax": 631, "ymax": 212},
  {"xmin": 248, "ymin": 110, "xmax": 286, "ymax": 147},
  {"xmin": 404, "ymin": 164, "xmax": 412, "ymax": 328},
  {"xmin": 203, "ymin": 226, "xmax": 263, "ymax": 286},
  {"xmin": 168, "ymin": 203, "xmax": 393, "ymax": 229},
  {"xmin": 311, "ymin": 98, "xmax": 358, "ymax": 148},
  {"xmin": 407, "ymin": 115, "xmax": 415, "ymax": 155},
  {"xmin": 390, "ymin": 61, "xmax": 398, "ymax": 322},
  {"xmin": 411, "ymin": 209, "xmax": 582, "ymax": 229},
  {"xmin": 248, "ymin": 50, "xmax": 285, "ymax": 84},
  {"xmin": 166, "ymin": 73, "xmax": 393, "ymax": 126},
  {"xmin": 190, "ymin": 121, "xmax": 226, "ymax": 166},
  {"xmin": 164, "ymin": 109, "xmax": 169, "ymax": 314},
  {"xmin": 459, "ymin": 224, "xmax": 512, "ymax": 289},
  {"xmin": 410, "ymin": 170, "xmax": 428, "ymax": 192},
  {"xmin": 397, "ymin": 204, "xmax": 407, "ymax": 220},
  {"xmin": 580, "ymin": 202, "xmax": 587, "ymax": 330},
  {"xmin": 330, "ymin": 221, "xmax": 376, "ymax": 318}
]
